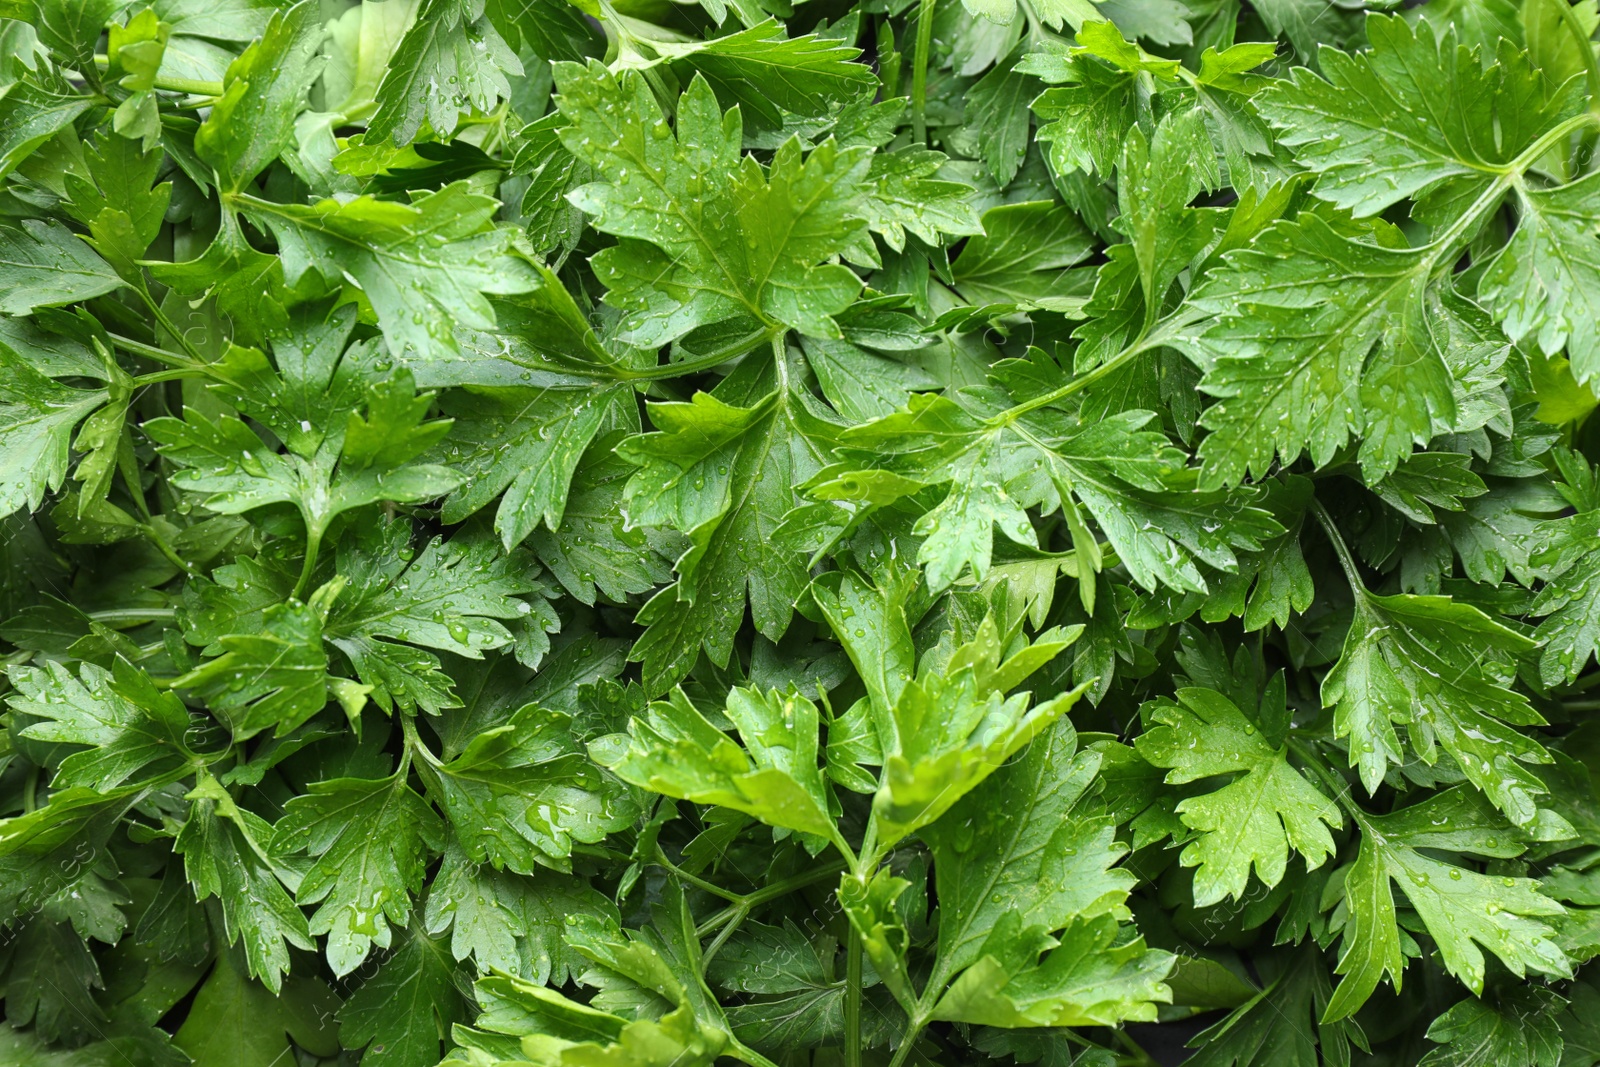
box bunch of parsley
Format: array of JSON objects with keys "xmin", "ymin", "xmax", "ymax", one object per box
[{"xmin": 4, "ymin": 0, "xmax": 1600, "ymax": 1063}]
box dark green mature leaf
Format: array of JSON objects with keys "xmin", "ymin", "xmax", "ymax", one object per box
[
  {"xmin": 25, "ymin": 0, "xmax": 128, "ymax": 71},
  {"xmin": 0, "ymin": 347, "xmax": 108, "ymax": 518},
  {"xmin": 176, "ymin": 775, "xmax": 314, "ymax": 993},
  {"xmin": 555, "ymin": 62, "xmax": 871, "ymax": 345},
  {"xmin": 652, "ymin": 19, "xmax": 877, "ymax": 130},
  {"xmin": 1186, "ymin": 947, "xmax": 1351, "ymax": 1067},
  {"xmin": 622, "ymin": 354, "xmax": 835, "ymax": 692},
  {"xmin": 604, "ymin": 686, "xmax": 844, "ymax": 848},
  {"xmin": 176, "ymin": 598, "xmax": 362, "ymax": 739},
  {"xmin": 0, "ymin": 77, "xmax": 92, "ymax": 179},
  {"xmin": 195, "ymin": 0, "xmax": 324, "ymax": 192},
  {"xmin": 815, "ymin": 385, "xmax": 1280, "ymax": 595},
  {"xmin": 339, "ymin": 926, "xmax": 467, "ymax": 1067},
  {"xmin": 9, "ymin": 657, "xmax": 198, "ymax": 790},
  {"xmin": 418, "ymin": 703, "xmax": 633, "ymax": 874},
  {"xmin": 1420, "ymin": 987, "xmax": 1564, "ymax": 1067},
  {"xmin": 0, "ymin": 788, "xmax": 135, "ymax": 926},
  {"xmin": 324, "ymin": 518, "xmax": 547, "ymax": 713},
  {"xmin": 146, "ymin": 365, "xmax": 462, "ymax": 569},
  {"xmin": 173, "ymin": 957, "xmax": 341, "ymax": 1067},
  {"xmin": 1325, "ymin": 788, "xmax": 1571, "ymax": 1019},
  {"xmin": 1533, "ymin": 501, "xmax": 1600, "ymax": 684},
  {"xmin": 0, "ymin": 220, "xmax": 124, "ymax": 314},
  {"xmin": 1190, "ymin": 219, "xmax": 1475, "ymax": 484},
  {"xmin": 272, "ymin": 772, "xmax": 442, "ymax": 976},
  {"xmin": 1259, "ymin": 15, "xmax": 1570, "ymax": 220},
  {"xmin": 237, "ymin": 183, "xmax": 538, "ymax": 362},
  {"xmin": 1322, "ymin": 585, "xmax": 1548, "ymax": 825},
  {"xmin": 424, "ymin": 840, "xmax": 619, "ymax": 982},
  {"xmin": 950, "ymin": 201, "xmax": 1097, "ymax": 310},
  {"xmin": 529, "ymin": 441, "xmax": 676, "ymax": 605},
  {"xmin": 3, "ymin": 3, "xmax": 1600, "ymax": 1064},
  {"xmin": 1482, "ymin": 171, "xmax": 1600, "ymax": 385}
]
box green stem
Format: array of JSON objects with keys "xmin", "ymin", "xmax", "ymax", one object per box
[
  {"xmin": 400, "ymin": 712, "xmax": 442, "ymax": 767},
  {"xmin": 142, "ymin": 522, "xmax": 198, "ymax": 577},
  {"xmin": 1111, "ymin": 1030, "xmax": 1160, "ymax": 1067},
  {"xmin": 1015, "ymin": 0, "xmax": 1045, "ymax": 40},
  {"xmin": 628, "ymin": 327, "xmax": 779, "ymax": 381},
  {"xmin": 699, "ymin": 902, "xmax": 749, "ymax": 968},
  {"xmin": 844, "ymin": 920, "xmax": 864, "ymax": 1067},
  {"xmin": 137, "ymin": 291, "xmax": 211, "ymax": 368},
  {"xmin": 1288, "ymin": 737, "xmax": 1363, "ymax": 825},
  {"xmin": 726, "ymin": 1039, "xmax": 782, "ymax": 1067},
  {"xmin": 692, "ymin": 859, "xmax": 849, "ymax": 937},
  {"xmin": 1555, "ymin": 0, "xmax": 1600, "ymax": 110},
  {"xmin": 133, "ymin": 368, "xmax": 202, "ymax": 386},
  {"xmin": 982, "ymin": 323, "xmax": 1173, "ymax": 430},
  {"xmin": 911, "ymin": 0, "xmax": 936, "ymax": 143},
  {"xmin": 109, "ymin": 333, "xmax": 206, "ymax": 372},
  {"xmin": 293, "ymin": 522, "xmax": 325, "ymax": 600},
  {"xmin": 92, "ymin": 55, "xmax": 223, "ymax": 96},
  {"xmin": 655, "ymin": 851, "xmax": 745, "ymax": 904},
  {"xmin": 88, "ymin": 607, "xmax": 177, "ymax": 627},
  {"xmin": 1308, "ymin": 498, "xmax": 1366, "ymax": 599},
  {"xmin": 885, "ymin": 1017, "xmax": 929, "ymax": 1067}
]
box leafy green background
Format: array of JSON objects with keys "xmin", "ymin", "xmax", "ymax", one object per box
[{"xmin": 3, "ymin": 0, "xmax": 1600, "ymax": 1064}]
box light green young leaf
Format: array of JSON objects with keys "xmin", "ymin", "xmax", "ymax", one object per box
[
  {"xmin": 924, "ymin": 717, "xmax": 1136, "ymax": 984},
  {"xmin": 931, "ymin": 913, "xmax": 1172, "ymax": 1028},
  {"xmin": 365, "ymin": 0, "xmax": 521, "ymax": 145},
  {"xmin": 873, "ymin": 617, "xmax": 1086, "ymax": 848},
  {"xmin": 602, "ymin": 686, "xmax": 843, "ymax": 849}
]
